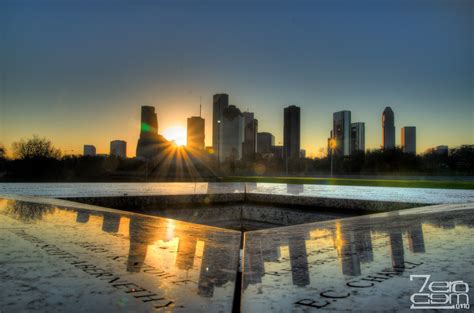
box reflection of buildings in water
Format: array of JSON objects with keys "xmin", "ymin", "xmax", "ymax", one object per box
[
  {"xmin": 454, "ymin": 217, "xmax": 474, "ymax": 228},
  {"xmin": 425, "ymin": 213, "xmax": 474, "ymax": 230},
  {"xmin": 198, "ymin": 237, "xmax": 240, "ymax": 298},
  {"xmin": 288, "ymin": 237, "xmax": 310, "ymax": 286},
  {"xmin": 198, "ymin": 241, "xmax": 221, "ymax": 297},
  {"xmin": 175, "ymin": 235, "xmax": 198, "ymax": 271},
  {"xmin": 287, "ymin": 184, "xmax": 304, "ymax": 195},
  {"xmin": 73, "ymin": 210, "xmax": 240, "ymax": 299},
  {"xmin": 333, "ymin": 221, "xmax": 374, "ymax": 277},
  {"xmin": 76, "ymin": 211, "xmax": 90, "ymax": 223},
  {"xmin": 102, "ymin": 212, "xmax": 121, "ymax": 233},
  {"xmin": 127, "ymin": 240, "xmax": 149, "ymax": 273},
  {"xmin": 263, "ymin": 240, "xmax": 281, "ymax": 262},
  {"xmin": 127, "ymin": 216, "xmax": 152, "ymax": 272},
  {"xmin": 242, "ymin": 234, "xmax": 282, "ymax": 290},
  {"xmin": 430, "ymin": 218, "xmax": 456, "ymax": 230},
  {"xmin": 389, "ymin": 229, "xmax": 405, "ymax": 270},
  {"xmin": 354, "ymin": 229, "xmax": 374, "ymax": 263},
  {"xmin": 127, "ymin": 216, "xmax": 166, "ymax": 273},
  {"xmin": 334, "ymin": 223, "xmax": 361, "ymax": 277},
  {"xmin": 243, "ymin": 235, "xmax": 265, "ymax": 290},
  {"xmin": 407, "ymin": 223, "xmax": 425, "ymax": 253}
]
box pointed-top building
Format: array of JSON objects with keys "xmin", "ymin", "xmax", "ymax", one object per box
[{"xmin": 382, "ymin": 107, "xmax": 395, "ymax": 149}]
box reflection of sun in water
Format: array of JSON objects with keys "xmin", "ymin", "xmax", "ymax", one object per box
[{"xmin": 162, "ymin": 126, "xmax": 187, "ymax": 146}]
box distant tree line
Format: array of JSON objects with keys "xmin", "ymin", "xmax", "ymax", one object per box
[
  {"xmin": 0, "ymin": 136, "xmax": 472, "ymax": 181},
  {"xmin": 0, "ymin": 136, "xmax": 218, "ymax": 182},
  {"xmin": 220, "ymin": 146, "xmax": 474, "ymax": 176}
]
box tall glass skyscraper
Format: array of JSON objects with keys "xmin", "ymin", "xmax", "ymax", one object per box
[
  {"xmin": 220, "ymin": 105, "xmax": 244, "ymax": 160},
  {"xmin": 382, "ymin": 107, "xmax": 395, "ymax": 149},
  {"xmin": 333, "ymin": 110, "xmax": 351, "ymax": 156},
  {"xmin": 350, "ymin": 122, "xmax": 365, "ymax": 153},
  {"xmin": 136, "ymin": 106, "xmax": 170, "ymax": 159},
  {"xmin": 187, "ymin": 116, "xmax": 205, "ymax": 151},
  {"xmin": 242, "ymin": 112, "xmax": 258, "ymax": 159},
  {"xmin": 401, "ymin": 126, "xmax": 416, "ymax": 154},
  {"xmin": 212, "ymin": 93, "xmax": 229, "ymax": 152},
  {"xmin": 284, "ymin": 105, "xmax": 301, "ymax": 159}
]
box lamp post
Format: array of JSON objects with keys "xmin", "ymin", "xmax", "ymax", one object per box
[
  {"xmin": 329, "ymin": 138, "xmax": 336, "ymax": 177},
  {"xmin": 217, "ymin": 120, "xmax": 221, "ymax": 173}
]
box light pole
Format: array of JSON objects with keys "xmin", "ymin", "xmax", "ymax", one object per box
[
  {"xmin": 217, "ymin": 120, "xmax": 221, "ymax": 173},
  {"xmin": 329, "ymin": 138, "xmax": 336, "ymax": 177}
]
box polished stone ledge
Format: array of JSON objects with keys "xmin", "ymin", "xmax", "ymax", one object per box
[
  {"xmin": 0, "ymin": 195, "xmax": 241, "ymax": 313},
  {"xmin": 241, "ymin": 202, "xmax": 474, "ymax": 312},
  {"xmin": 2, "ymin": 195, "xmax": 474, "ymax": 313}
]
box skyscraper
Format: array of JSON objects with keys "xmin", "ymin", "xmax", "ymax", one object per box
[
  {"xmin": 350, "ymin": 122, "xmax": 365, "ymax": 153},
  {"xmin": 136, "ymin": 106, "xmax": 170, "ymax": 159},
  {"xmin": 220, "ymin": 105, "xmax": 244, "ymax": 160},
  {"xmin": 401, "ymin": 126, "xmax": 416, "ymax": 154},
  {"xmin": 242, "ymin": 112, "xmax": 258, "ymax": 159},
  {"xmin": 140, "ymin": 106, "xmax": 158, "ymax": 135},
  {"xmin": 382, "ymin": 107, "xmax": 395, "ymax": 149},
  {"xmin": 212, "ymin": 93, "xmax": 229, "ymax": 152},
  {"xmin": 187, "ymin": 116, "xmax": 205, "ymax": 151},
  {"xmin": 333, "ymin": 110, "xmax": 351, "ymax": 156},
  {"xmin": 257, "ymin": 132, "xmax": 275, "ymax": 154},
  {"xmin": 83, "ymin": 145, "xmax": 96, "ymax": 156},
  {"xmin": 110, "ymin": 140, "xmax": 127, "ymax": 158},
  {"xmin": 284, "ymin": 105, "xmax": 301, "ymax": 159}
]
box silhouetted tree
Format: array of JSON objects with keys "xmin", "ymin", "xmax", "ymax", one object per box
[
  {"xmin": 447, "ymin": 146, "xmax": 474, "ymax": 173},
  {"xmin": 12, "ymin": 135, "xmax": 61, "ymax": 160},
  {"xmin": 0, "ymin": 144, "xmax": 6, "ymax": 175},
  {"xmin": 0, "ymin": 144, "xmax": 5, "ymax": 159}
]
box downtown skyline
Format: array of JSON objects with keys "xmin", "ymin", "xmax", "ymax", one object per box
[
  {"xmin": 1, "ymin": 0, "xmax": 472, "ymax": 157},
  {"xmin": 1, "ymin": 91, "xmax": 470, "ymax": 158}
]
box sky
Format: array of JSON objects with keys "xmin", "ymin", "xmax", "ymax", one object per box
[{"xmin": 1, "ymin": 0, "xmax": 472, "ymax": 157}]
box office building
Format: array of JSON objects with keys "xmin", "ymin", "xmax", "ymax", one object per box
[
  {"xmin": 136, "ymin": 106, "xmax": 170, "ymax": 159},
  {"xmin": 83, "ymin": 145, "xmax": 96, "ymax": 156},
  {"xmin": 110, "ymin": 140, "xmax": 127, "ymax": 158},
  {"xmin": 271, "ymin": 145, "xmax": 284, "ymax": 159},
  {"xmin": 212, "ymin": 94, "xmax": 229, "ymax": 152},
  {"xmin": 284, "ymin": 105, "xmax": 301, "ymax": 159},
  {"xmin": 220, "ymin": 105, "xmax": 244, "ymax": 160},
  {"xmin": 333, "ymin": 110, "xmax": 351, "ymax": 156},
  {"xmin": 187, "ymin": 116, "xmax": 205, "ymax": 150},
  {"xmin": 257, "ymin": 132, "xmax": 275, "ymax": 154},
  {"xmin": 350, "ymin": 122, "xmax": 365, "ymax": 153},
  {"xmin": 299, "ymin": 149, "xmax": 306, "ymax": 158},
  {"xmin": 242, "ymin": 112, "xmax": 258, "ymax": 159},
  {"xmin": 401, "ymin": 126, "xmax": 416, "ymax": 154},
  {"xmin": 382, "ymin": 107, "xmax": 395, "ymax": 149}
]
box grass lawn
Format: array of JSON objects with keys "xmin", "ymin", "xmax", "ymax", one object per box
[{"xmin": 223, "ymin": 176, "xmax": 474, "ymax": 190}]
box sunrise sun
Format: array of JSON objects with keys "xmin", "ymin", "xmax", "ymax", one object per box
[{"xmin": 162, "ymin": 126, "xmax": 187, "ymax": 146}]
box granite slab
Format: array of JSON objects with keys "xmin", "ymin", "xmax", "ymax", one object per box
[
  {"xmin": 241, "ymin": 202, "xmax": 474, "ymax": 312},
  {"xmin": 0, "ymin": 196, "xmax": 241, "ymax": 313}
]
